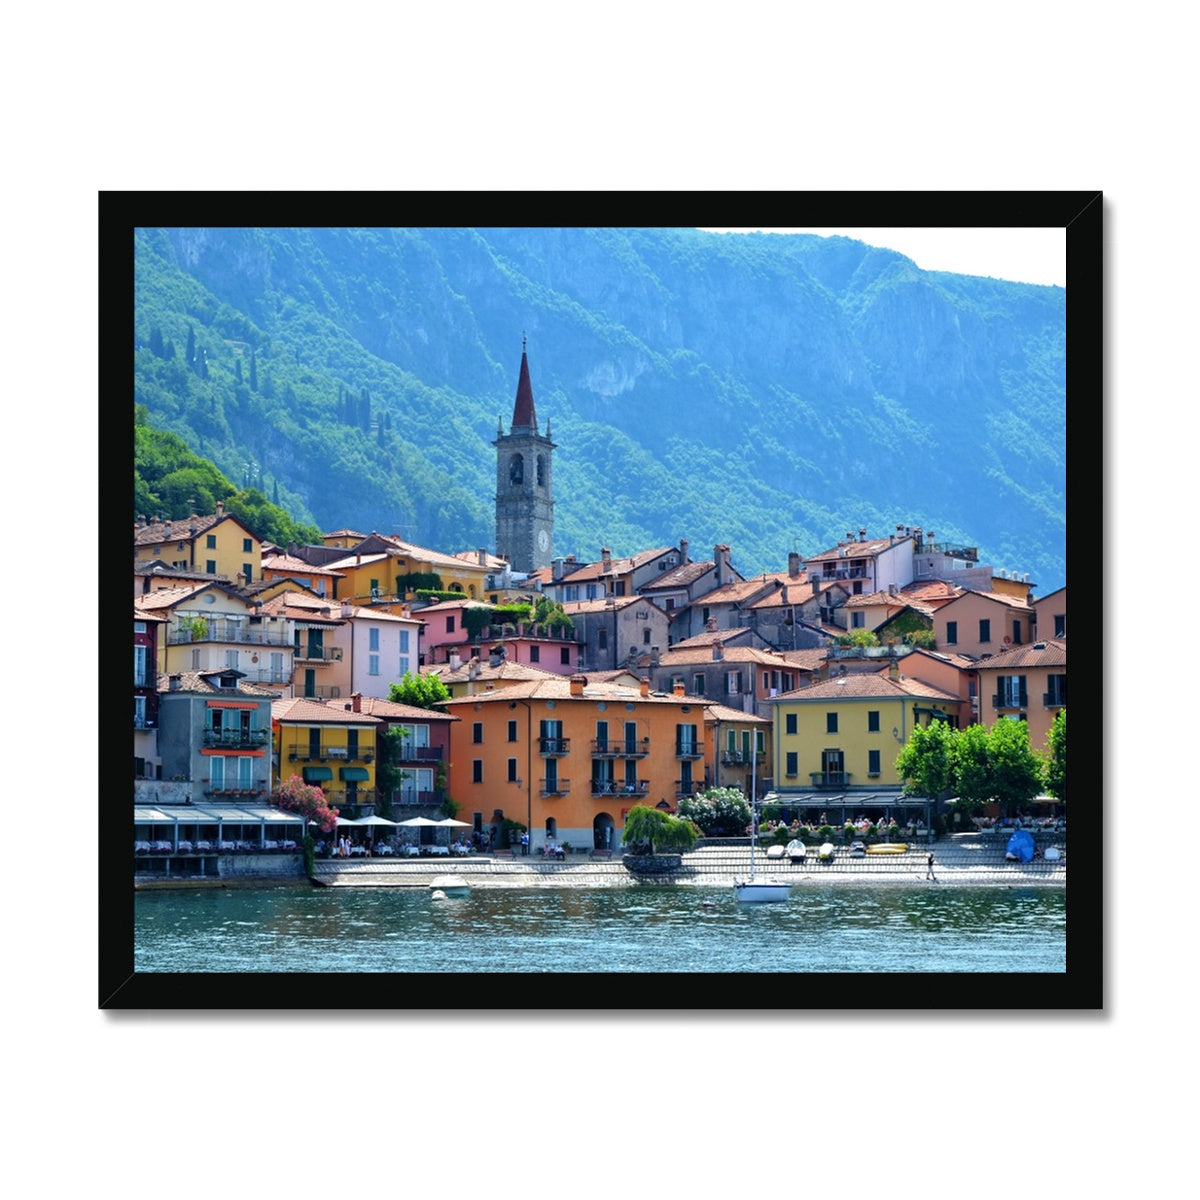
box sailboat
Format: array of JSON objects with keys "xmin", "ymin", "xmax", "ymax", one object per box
[{"xmin": 732, "ymin": 754, "xmax": 792, "ymax": 903}]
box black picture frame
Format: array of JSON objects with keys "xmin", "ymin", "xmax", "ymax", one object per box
[{"xmin": 105, "ymin": 192, "xmax": 1101, "ymax": 1012}]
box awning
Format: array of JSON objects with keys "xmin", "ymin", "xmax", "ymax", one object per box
[
  {"xmin": 303, "ymin": 766, "xmax": 333, "ymax": 782},
  {"xmin": 339, "ymin": 767, "xmax": 370, "ymax": 781}
]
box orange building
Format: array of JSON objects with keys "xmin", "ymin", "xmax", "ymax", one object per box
[{"xmin": 440, "ymin": 674, "xmax": 699, "ymax": 853}]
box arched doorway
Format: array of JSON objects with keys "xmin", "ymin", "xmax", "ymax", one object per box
[{"xmin": 593, "ymin": 812, "xmax": 616, "ymax": 851}]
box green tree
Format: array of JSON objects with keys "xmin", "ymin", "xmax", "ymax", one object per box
[
  {"xmin": 249, "ymin": 347, "xmax": 258, "ymax": 391},
  {"xmin": 621, "ymin": 805, "xmax": 699, "ymax": 855},
  {"xmin": 1044, "ymin": 709, "xmax": 1066, "ymax": 801},
  {"xmin": 987, "ymin": 718, "xmax": 1044, "ymax": 816},
  {"xmin": 953, "ymin": 723, "xmax": 992, "ymax": 810},
  {"xmin": 895, "ymin": 719, "xmax": 956, "ymax": 798},
  {"xmin": 388, "ymin": 670, "xmax": 451, "ymax": 710}
]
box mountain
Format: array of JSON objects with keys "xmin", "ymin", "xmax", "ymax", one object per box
[{"xmin": 132, "ymin": 225, "xmax": 1066, "ymax": 591}]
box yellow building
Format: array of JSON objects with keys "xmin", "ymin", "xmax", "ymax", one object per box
[
  {"xmin": 440, "ymin": 674, "xmax": 699, "ymax": 852},
  {"xmin": 770, "ymin": 666, "xmax": 961, "ymax": 821},
  {"xmin": 322, "ymin": 534, "xmax": 491, "ymax": 605},
  {"xmin": 134, "ymin": 501, "xmax": 264, "ymax": 586},
  {"xmin": 272, "ymin": 696, "xmax": 382, "ymax": 817}
]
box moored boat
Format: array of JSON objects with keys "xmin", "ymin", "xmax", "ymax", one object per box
[
  {"xmin": 429, "ymin": 874, "xmax": 470, "ymax": 897},
  {"xmin": 864, "ymin": 842, "xmax": 909, "ymax": 855},
  {"xmin": 733, "ymin": 762, "xmax": 792, "ymax": 903}
]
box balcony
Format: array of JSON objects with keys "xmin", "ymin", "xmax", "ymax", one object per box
[
  {"xmin": 620, "ymin": 739, "xmax": 649, "ymax": 758},
  {"xmin": 538, "ymin": 737, "xmax": 571, "ymax": 756},
  {"xmin": 294, "ymin": 645, "xmax": 343, "ymax": 663},
  {"xmin": 675, "ymin": 779, "xmax": 697, "ymax": 798},
  {"xmin": 202, "ymin": 784, "xmax": 269, "ymax": 798},
  {"xmin": 134, "ymin": 670, "xmax": 157, "ymax": 689},
  {"xmin": 398, "ymin": 745, "xmax": 444, "ymax": 762},
  {"xmin": 591, "ymin": 780, "xmax": 649, "ymax": 799},
  {"xmin": 168, "ymin": 622, "xmax": 293, "ymax": 646},
  {"xmin": 675, "ymin": 740, "xmax": 705, "ymax": 759},
  {"xmin": 540, "ymin": 777, "xmax": 571, "ymax": 797},
  {"xmin": 721, "ymin": 751, "xmax": 745, "ymax": 765},
  {"xmin": 590, "ymin": 740, "xmax": 619, "ymax": 757},
  {"xmin": 299, "ymin": 685, "xmax": 342, "ymax": 700},
  {"xmin": 992, "ymin": 692, "xmax": 1028, "ymax": 710},
  {"xmin": 809, "ymin": 771, "xmax": 852, "ymax": 789},
  {"xmin": 1042, "ymin": 689, "xmax": 1067, "ymax": 708},
  {"xmin": 288, "ymin": 747, "xmax": 374, "ymax": 763},
  {"xmin": 202, "ymin": 728, "xmax": 271, "ymax": 749}
]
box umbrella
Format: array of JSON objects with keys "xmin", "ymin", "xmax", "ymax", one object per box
[
  {"xmin": 356, "ymin": 815, "xmax": 398, "ymax": 827},
  {"xmin": 435, "ymin": 818, "xmax": 472, "ymax": 828},
  {"xmin": 396, "ymin": 817, "xmax": 441, "ymax": 826}
]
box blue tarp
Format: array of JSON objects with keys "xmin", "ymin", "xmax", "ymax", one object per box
[{"xmin": 1006, "ymin": 829, "xmax": 1035, "ymax": 862}]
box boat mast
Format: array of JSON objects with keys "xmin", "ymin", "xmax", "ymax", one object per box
[{"xmin": 749, "ymin": 748, "xmax": 757, "ymax": 881}]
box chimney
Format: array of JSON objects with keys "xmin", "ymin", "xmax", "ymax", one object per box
[
  {"xmin": 489, "ymin": 644, "xmax": 504, "ymax": 667},
  {"xmin": 680, "ymin": 538, "xmax": 689, "ymax": 562},
  {"xmin": 552, "ymin": 557, "xmax": 565, "ymax": 580},
  {"xmin": 477, "ymin": 548, "xmax": 488, "ymax": 566},
  {"xmin": 714, "ymin": 544, "xmax": 730, "ymax": 584},
  {"xmin": 650, "ymin": 648, "xmax": 660, "ymax": 668},
  {"xmin": 215, "ymin": 501, "xmax": 224, "ymax": 518},
  {"xmin": 673, "ymin": 681, "xmax": 685, "ymax": 696},
  {"xmin": 640, "ymin": 677, "xmax": 650, "ymax": 697},
  {"xmin": 706, "ymin": 617, "xmax": 718, "ymax": 632},
  {"xmin": 340, "ymin": 602, "xmax": 351, "ymax": 619},
  {"xmin": 351, "ymin": 692, "xmax": 362, "ymax": 712},
  {"xmin": 168, "ymin": 674, "xmax": 181, "ymax": 692},
  {"xmin": 889, "ymin": 659, "xmax": 900, "ymax": 682},
  {"xmin": 570, "ymin": 674, "xmax": 587, "ymax": 697},
  {"xmin": 788, "ymin": 551, "xmax": 801, "ymax": 578},
  {"xmin": 858, "ymin": 527, "xmax": 866, "ymax": 541},
  {"xmin": 468, "ymin": 655, "xmax": 480, "ymax": 681},
  {"xmin": 601, "ymin": 548, "xmax": 612, "ymax": 571},
  {"xmin": 449, "ymin": 649, "xmax": 462, "ymax": 671}
]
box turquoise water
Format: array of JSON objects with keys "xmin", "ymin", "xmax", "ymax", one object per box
[{"xmin": 133, "ymin": 883, "xmax": 1066, "ymax": 974}]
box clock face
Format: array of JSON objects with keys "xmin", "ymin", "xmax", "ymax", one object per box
[{"xmin": 537, "ymin": 529, "xmax": 549, "ymax": 553}]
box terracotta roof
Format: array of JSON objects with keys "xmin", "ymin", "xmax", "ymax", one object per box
[
  {"xmin": 433, "ymin": 659, "xmax": 564, "ymax": 685},
  {"xmin": 440, "ymin": 676, "xmax": 694, "ymax": 707},
  {"xmin": 654, "ymin": 645, "xmax": 791, "ymax": 667},
  {"xmin": 776, "ymin": 649, "xmax": 827, "ymax": 672},
  {"xmin": 900, "ymin": 579, "xmax": 963, "ymax": 604},
  {"xmin": 702, "ymin": 703, "xmax": 769, "ymax": 724},
  {"xmin": 134, "ymin": 608, "xmax": 168, "ymax": 623},
  {"xmin": 777, "ymin": 673, "xmax": 958, "ymax": 703},
  {"xmin": 134, "ymin": 582, "xmax": 246, "ymax": 611},
  {"xmin": 973, "ymin": 639, "xmax": 1066, "ymax": 669},
  {"xmin": 807, "ymin": 535, "xmax": 905, "ymax": 563},
  {"xmin": 638, "ymin": 560, "xmax": 715, "ymax": 590},
  {"xmin": 262, "ymin": 553, "xmax": 344, "ymax": 578},
  {"xmin": 689, "ymin": 576, "xmax": 775, "ymax": 605},
  {"xmin": 940, "ymin": 587, "xmax": 1032, "ymax": 612},
  {"xmin": 556, "ymin": 547, "xmax": 677, "ymax": 583},
  {"xmin": 335, "ymin": 696, "xmax": 456, "ymax": 722},
  {"xmin": 157, "ymin": 670, "xmax": 279, "ymax": 698},
  {"xmin": 669, "ymin": 628, "xmax": 756, "ymax": 648},
  {"xmin": 749, "ymin": 580, "xmax": 815, "ymax": 609},
  {"xmin": 323, "ymin": 529, "xmax": 370, "ymax": 540},
  {"xmin": 414, "ymin": 598, "xmax": 494, "ymax": 613},
  {"xmin": 271, "ymin": 696, "xmax": 382, "ymax": 724},
  {"xmin": 843, "ymin": 591, "xmax": 905, "ymax": 608},
  {"xmin": 560, "ymin": 596, "xmax": 657, "ymax": 616},
  {"xmin": 256, "ymin": 593, "xmax": 345, "ymax": 624}
]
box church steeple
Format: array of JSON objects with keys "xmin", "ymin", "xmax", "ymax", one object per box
[
  {"xmin": 493, "ymin": 337, "xmax": 556, "ymax": 573},
  {"xmin": 511, "ymin": 333, "xmax": 538, "ymax": 432}
]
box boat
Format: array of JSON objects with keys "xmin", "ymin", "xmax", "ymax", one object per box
[
  {"xmin": 429, "ymin": 874, "xmax": 470, "ymax": 897},
  {"xmin": 865, "ymin": 842, "xmax": 909, "ymax": 855},
  {"xmin": 849, "ymin": 839, "xmax": 866, "ymax": 857},
  {"xmin": 1004, "ymin": 829, "xmax": 1035, "ymax": 863},
  {"xmin": 733, "ymin": 762, "xmax": 792, "ymax": 903},
  {"xmin": 786, "ymin": 839, "xmax": 807, "ymax": 863},
  {"xmin": 817, "ymin": 842, "xmax": 835, "ymax": 862}
]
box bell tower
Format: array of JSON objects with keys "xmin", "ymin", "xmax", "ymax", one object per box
[{"xmin": 494, "ymin": 337, "xmax": 555, "ymax": 572}]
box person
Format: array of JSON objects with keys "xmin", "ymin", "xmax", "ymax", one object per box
[
  {"xmin": 520, "ymin": 831, "xmax": 529, "ymax": 856},
  {"xmin": 926, "ymin": 851, "xmax": 936, "ymax": 880}
]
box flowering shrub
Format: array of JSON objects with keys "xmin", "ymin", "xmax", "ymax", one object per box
[
  {"xmin": 273, "ymin": 774, "xmax": 339, "ymax": 833},
  {"xmin": 677, "ymin": 787, "xmax": 751, "ymax": 835}
]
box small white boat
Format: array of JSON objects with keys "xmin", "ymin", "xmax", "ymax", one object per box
[
  {"xmin": 817, "ymin": 842, "xmax": 835, "ymax": 862},
  {"xmin": 733, "ymin": 769, "xmax": 791, "ymax": 903},
  {"xmin": 786, "ymin": 839, "xmax": 807, "ymax": 863},
  {"xmin": 429, "ymin": 875, "xmax": 470, "ymax": 898}
]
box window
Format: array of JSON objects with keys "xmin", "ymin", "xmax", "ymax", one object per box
[
  {"xmin": 851, "ymin": 611, "xmax": 865, "ymax": 628},
  {"xmin": 1045, "ymin": 674, "xmax": 1067, "ymax": 707},
  {"xmin": 997, "ymin": 674, "xmax": 1027, "ymax": 708},
  {"xmin": 693, "ymin": 674, "xmax": 705, "ymax": 695},
  {"xmin": 207, "ymin": 534, "xmax": 217, "ymax": 549},
  {"xmin": 134, "ymin": 695, "xmax": 147, "ymax": 727},
  {"xmin": 868, "ymin": 749, "xmax": 881, "ymax": 776},
  {"xmin": 473, "ymin": 722, "xmax": 483, "ymax": 744},
  {"xmin": 508, "ymin": 720, "xmax": 518, "ymax": 743},
  {"xmin": 530, "ymin": 645, "xmax": 540, "ymax": 663},
  {"xmin": 446, "ymin": 616, "xmax": 456, "ymax": 634},
  {"xmin": 369, "ymin": 654, "xmax": 380, "ymax": 676},
  {"xmin": 868, "ymin": 710, "xmax": 880, "ymax": 732},
  {"xmin": 399, "ymin": 656, "xmax": 410, "ymax": 676},
  {"xmin": 1053, "ymin": 614, "xmax": 1066, "ymax": 638},
  {"xmin": 134, "ymin": 644, "xmax": 148, "ymax": 687},
  {"xmin": 1012, "ymin": 619, "xmax": 1022, "ymax": 646},
  {"xmin": 826, "ymin": 712, "xmax": 838, "ymax": 734},
  {"xmin": 786, "ymin": 713, "xmax": 797, "ymax": 735},
  {"xmin": 309, "ymin": 727, "xmax": 322, "ymax": 758},
  {"xmin": 561, "ymin": 647, "xmax": 571, "ymax": 665},
  {"xmin": 785, "ymin": 751, "xmax": 798, "ymax": 776},
  {"xmin": 472, "ymin": 760, "xmax": 483, "ymax": 783},
  {"xmin": 369, "ymin": 628, "xmax": 380, "ymax": 651},
  {"xmin": 597, "ymin": 628, "xmax": 607, "ymax": 650},
  {"xmin": 399, "ymin": 630, "xmax": 410, "ymax": 653},
  {"xmin": 643, "ymin": 627, "xmax": 651, "ymax": 645},
  {"xmin": 225, "ymin": 649, "xmax": 239, "ymax": 669},
  {"xmin": 242, "ymin": 563, "xmax": 252, "ymax": 582},
  {"xmin": 243, "ymin": 538, "xmax": 253, "ymax": 553},
  {"xmin": 945, "ymin": 621, "xmax": 957, "ymax": 645},
  {"xmin": 347, "ymin": 730, "xmax": 359, "ymax": 759},
  {"xmin": 507, "ymin": 758, "xmax": 518, "ymax": 782},
  {"xmin": 370, "ymin": 578, "xmax": 380, "ymax": 597},
  {"xmin": 979, "ymin": 618, "xmax": 991, "ymax": 643},
  {"xmin": 676, "ymin": 723, "xmax": 698, "ymax": 755},
  {"xmin": 206, "ymin": 560, "xmax": 217, "ymax": 574},
  {"xmin": 596, "ymin": 720, "xmax": 609, "ymax": 752},
  {"xmin": 726, "ymin": 670, "xmax": 742, "ymax": 695}
]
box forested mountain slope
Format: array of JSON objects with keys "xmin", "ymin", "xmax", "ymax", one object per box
[{"xmin": 133, "ymin": 226, "xmax": 1066, "ymax": 590}]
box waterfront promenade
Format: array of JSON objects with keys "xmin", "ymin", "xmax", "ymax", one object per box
[{"xmin": 308, "ymin": 832, "xmax": 1066, "ymax": 890}]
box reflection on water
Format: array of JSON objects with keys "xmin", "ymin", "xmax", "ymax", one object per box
[{"xmin": 135, "ymin": 884, "xmax": 1066, "ymax": 974}]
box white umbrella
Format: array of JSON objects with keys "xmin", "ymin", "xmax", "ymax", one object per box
[
  {"xmin": 356, "ymin": 815, "xmax": 398, "ymax": 827},
  {"xmin": 396, "ymin": 816, "xmax": 441, "ymax": 826},
  {"xmin": 435, "ymin": 818, "xmax": 472, "ymax": 828}
]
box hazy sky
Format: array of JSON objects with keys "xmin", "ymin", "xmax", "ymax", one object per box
[{"xmin": 702, "ymin": 227, "xmax": 1065, "ymax": 288}]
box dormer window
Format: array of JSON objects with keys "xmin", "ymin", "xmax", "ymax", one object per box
[{"xmin": 218, "ymin": 672, "xmax": 238, "ymax": 689}]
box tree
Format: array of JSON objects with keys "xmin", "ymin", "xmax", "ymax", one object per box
[
  {"xmin": 249, "ymin": 347, "xmax": 258, "ymax": 391},
  {"xmin": 388, "ymin": 670, "xmax": 450, "ymax": 710},
  {"xmin": 273, "ymin": 774, "xmax": 339, "ymax": 832},
  {"xmin": 1044, "ymin": 709, "xmax": 1066, "ymax": 802},
  {"xmin": 987, "ymin": 718, "xmax": 1044, "ymax": 816},
  {"xmin": 677, "ymin": 786, "xmax": 751, "ymax": 835},
  {"xmin": 952, "ymin": 723, "xmax": 992, "ymax": 810},
  {"xmin": 895, "ymin": 719, "xmax": 956, "ymax": 798},
  {"xmin": 621, "ymin": 805, "xmax": 699, "ymax": 855}
]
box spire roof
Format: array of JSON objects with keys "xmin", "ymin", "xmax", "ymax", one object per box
[{"xmin": 510, "ymin": 336, "xmax": 537, "ymax": 431}]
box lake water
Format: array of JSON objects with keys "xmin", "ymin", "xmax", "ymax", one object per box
[{"xmin": 133, "ymin": 882, "xmax": 1066, "ymax": 975}]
